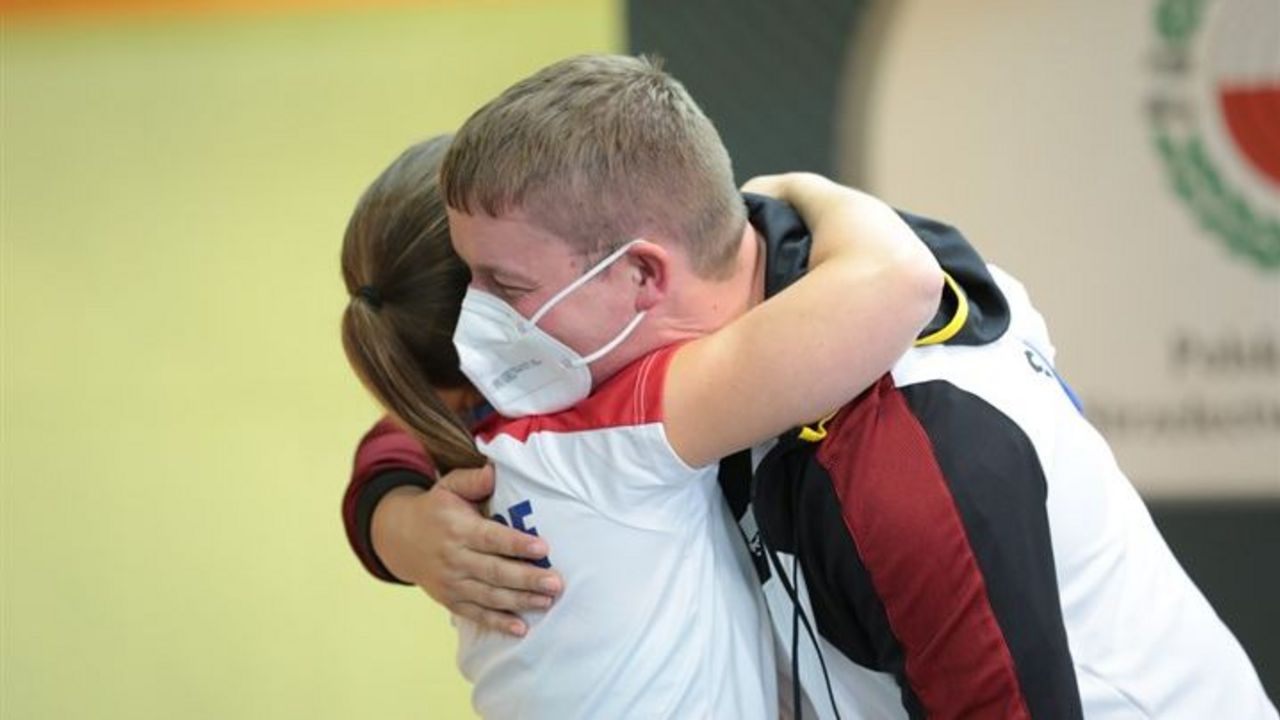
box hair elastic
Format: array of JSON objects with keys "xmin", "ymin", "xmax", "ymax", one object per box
[{"xmin": 357, "ymin": 285, "xmax": 383, "ymax": 309}]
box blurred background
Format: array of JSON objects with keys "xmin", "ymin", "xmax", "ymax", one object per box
[{"xmin": 2, "ymin": 0, "xmax": 1276, "ymax": 718}]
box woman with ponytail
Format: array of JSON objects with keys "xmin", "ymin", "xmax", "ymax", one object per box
[{"xmin": 341, "ymin": 135, "xmax": 487, "ymax": 474}]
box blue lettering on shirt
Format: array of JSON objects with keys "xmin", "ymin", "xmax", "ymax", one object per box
[
  {"xmin": 1023, "ymin": 342, "xmax": 1085, "ymax": 415},
  {"xmin": 492, "ymin": 499, "xmax": 552, "ymax": 569}
]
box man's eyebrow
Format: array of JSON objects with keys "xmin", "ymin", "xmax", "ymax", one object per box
[{"xmin": 474, "ymin": 264, "xmax": 537, "ymax": 286}]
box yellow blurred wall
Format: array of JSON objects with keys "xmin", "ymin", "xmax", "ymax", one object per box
[{"xmin": 0, "ymin": 2, "xmax": 620, "ymax": 717}]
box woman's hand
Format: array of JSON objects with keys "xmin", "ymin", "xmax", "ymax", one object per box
[
  {"xmin": 372, "ymin": 465, "xmax": 563, "ymax": 637},
  {"xmin": 739, "ymin": 173, "xmax": 792, "ymax": 199}
]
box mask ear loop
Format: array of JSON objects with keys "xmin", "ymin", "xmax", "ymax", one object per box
[
  {"xmin": 528, "ymin": 239, "xmax": 648, "ymax": 367},
  {"xmin": 528, "ymin": 239, "xmax": 645, "ymax": 326},
  {"xmin": 574, "ymin": 311, "xmax": 648, "ymax": 366}
]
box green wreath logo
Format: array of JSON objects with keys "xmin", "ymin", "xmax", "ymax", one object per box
[{"xmin": 1148, "ymin": 0, "xmax": 1280, "ymax": 270}]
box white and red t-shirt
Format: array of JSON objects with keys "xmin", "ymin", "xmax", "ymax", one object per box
[{"xmin": 455, "ymin": 345, "xmax": 777, "ymax": 720}]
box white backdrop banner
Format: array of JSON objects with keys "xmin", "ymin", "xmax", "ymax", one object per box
[{"xmin": 841, "ymin": 0, "xmax": 1279, "ymax": 497}]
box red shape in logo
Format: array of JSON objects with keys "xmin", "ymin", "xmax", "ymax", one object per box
[{"xmin": 1218, "ymin": 83, "xmax": 1280, "ymax": 188}]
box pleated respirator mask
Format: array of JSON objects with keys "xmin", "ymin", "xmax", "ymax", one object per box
[{"xmin": 452, "ymin": 240, "xmax": 647, "ymax": 418}]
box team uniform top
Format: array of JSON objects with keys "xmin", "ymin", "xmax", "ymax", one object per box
[
  {"xmin": 734, "ymin": 199, "xmax": 1276, "ymax": 720},
  {"xmin": 455, "ymin": 346, "xmax": 778, "ymax": 719}
]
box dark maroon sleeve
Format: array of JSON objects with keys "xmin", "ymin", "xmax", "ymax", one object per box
[
  {"xmin": 341, "ymin": 418, "xmax": 436, "ymax": 584},
  {"xmin": 812, "ymin": 377, "xmax": 1081, "ymax": 719}
]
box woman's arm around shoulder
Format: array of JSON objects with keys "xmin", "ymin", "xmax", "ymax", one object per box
[{"xmin": 665, "ymin": 173, "xmax": 943, "ymax": 468}]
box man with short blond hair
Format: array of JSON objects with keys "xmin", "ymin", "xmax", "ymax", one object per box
[{"xmin": 441, "ymin": 54, "xmax": 746, "ymax": 278}]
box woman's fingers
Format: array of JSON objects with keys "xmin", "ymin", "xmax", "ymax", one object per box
[
  {"xmin": 436, "ymin": 464, "xmax": 496, "ymax": 503},
  {"xmin": 374, "ymin": 471, "xmax": 563, "ymax": 623},
  {"xmin": 455, "ymin": 579, "xmax": 554, "ymax": 613},
  {"xmin": 740, "ymin": 173, "xmax": 789, "ymax": 197},
  {"xmin": 474, "ymin": 514, "xmax": 549, "ymax": 561},
  {"xmin": 450, "ymin": 601, "xmax": 529, "ymax": 637},
  {"xmin": 457, "ymin": 544, "xmax": 563, "ymax": 597}
]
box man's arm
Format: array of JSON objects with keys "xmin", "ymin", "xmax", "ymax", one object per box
[{"xmin": 343, "ymin": 418, "xmax": 563, "ymax": 635}]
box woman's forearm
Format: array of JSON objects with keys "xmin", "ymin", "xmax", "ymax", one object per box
[{"xmin": 664, "ymin": 174, "xmax": 943, "ymax": 467}]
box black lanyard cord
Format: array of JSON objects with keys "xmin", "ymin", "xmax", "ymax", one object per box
[{"xmin": 763, "ymin": 537, "xmax": 842, "ymax": 720}]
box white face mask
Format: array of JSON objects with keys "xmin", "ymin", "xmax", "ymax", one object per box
[{"xmin": 452, "ymin": 239, "xmax": 647, "ymax": 418}]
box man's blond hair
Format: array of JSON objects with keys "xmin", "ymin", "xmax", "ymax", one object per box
[{"xmin": 441, "ymin": 54, "xmax": 746, "ymax": 277}]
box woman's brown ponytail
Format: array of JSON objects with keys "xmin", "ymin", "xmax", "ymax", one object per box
[{"xmin": 340, "ymin": 135, "xmax": 487, "ymax": 473}]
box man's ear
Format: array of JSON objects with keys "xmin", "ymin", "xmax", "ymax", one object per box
[{"xmin": 627, "ymin": 241, "xmax": 670, "ymax": 312}]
